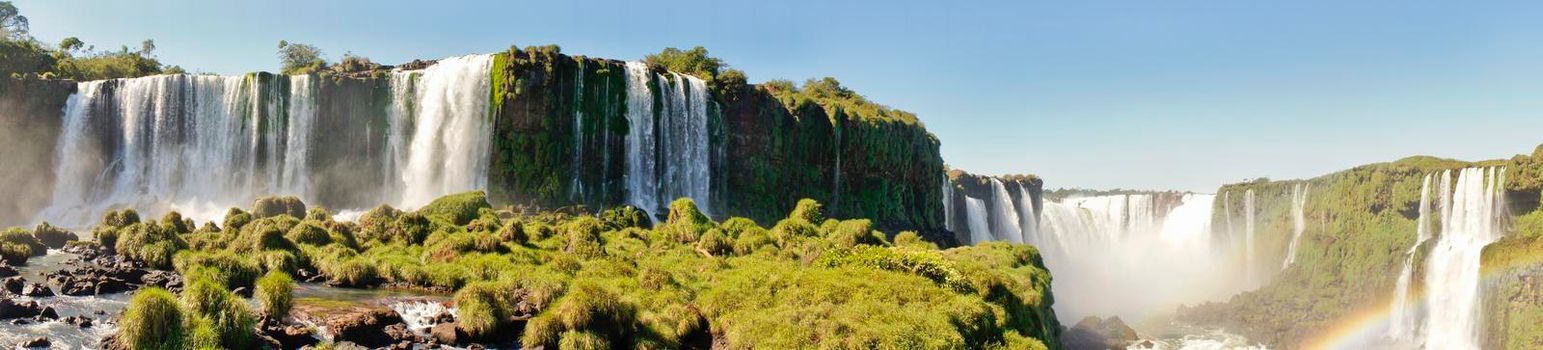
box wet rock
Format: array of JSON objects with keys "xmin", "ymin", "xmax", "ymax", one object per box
[
  {"xmin": 0, "ymin": 299, "xmax": 46, "ymax": 319},
  {"xmin": 20, "ymin": 281, "xmax": 53, "ymax": 297},
  {"xmin": 431, "ymin": 322, "xmax": 466, "ymax": 345},
  {"xmin": 1063, "ymin": 316, "xmax": 1141, "ymax": 350},
  {"xmin": 17, "ymin": 336, "xmax": 49, "ymax": 348},
  {"xmin": 326, "ymin": 307, "xmax": 406, "ymax": 348},
  {"xmin": 1, "ymin": 277, "xmax": 23, "ymax": 294},
  {"xmin": 259, "ymin": 316, "xmax": 319, "ymax": 349},
  {"xmin": 0, "ymin": 264, "xmax": 15, "ymax": 278},
  {"xmin": 62, "ymin": 315, "xmax": 93, "ymax": 328}
]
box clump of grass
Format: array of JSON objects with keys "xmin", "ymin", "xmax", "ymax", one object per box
[
  {"xmin": 118, "ymin": 287, "xmax": 183, "ymax": 350},
  {"xmin": 255, "ymin": 271, "xmax": 295, "ymax": 319}
]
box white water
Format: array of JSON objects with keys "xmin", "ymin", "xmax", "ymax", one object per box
[
  {"xmin": 989, "ymin": 179, "xmax": 1025, "ymax": 243},
  {"xmin": 1281, "ymin": 183, "xmax": 1310, "ymax": 269},
  {"xmin": 942, "ymin": 176, "xmax": 955, "ymax": 232},
  {"xmin": 1414, "ymin": 167, "xmax": 1506, "ymax": 349},
  {"xmin": 1243, "ymin": 189, "xmax": 1256, "ymax": 287},
  {"xmin": 965, "ymin": 197, "xmax": 993, "ymax": 244},
  {"xmin": 1387, "ymin": 172, "xmax": 1435, "ymax": 340},
  {"xmin": 1037, "ymin": 194, "xmax": 1248, "ymax": 321},
  {"xmin": 622, "ymin": 62, "xmax": 713, "ymax": 217},
  {"xmin": 399, "ymin": 54, "xmax": 495, "ymax": 208},
  {"xmin": 1017, "ymin": 185, "xmax": 1040, "ymax": 244},
  {"xmin": 38, "ymin": 55, "xmax": 498, "ymax": 227}
]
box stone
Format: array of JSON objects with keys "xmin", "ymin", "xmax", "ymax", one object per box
[
  {"xmin": 17, "ymin": 336, "xmax": 49, "ymax": 348},
  {"xmin": 325, "ymin": 307, "xmax": 406, "ymax": 348},
  {"xmin": 0, "ymin": 299, "xmax": 46, "ymax": 319}
]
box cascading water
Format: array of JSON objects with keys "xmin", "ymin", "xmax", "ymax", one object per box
[
  {"xmin": 38, "ymin": 55, "xmax": 498, "ymax": 227},
  {"xmin": 1017, "ymin": 185, "xmax": 1040, "ymax": 244},
  {"xmin": 398, "ymin": 54, "xmax": 495, "ymax": 208},
  {"xmin": 942, "ymin": 177, "xmax": 955, "ymax": 232},
  {"xmin": 989, "ymin": 179, "xmax": 1024, "ymax": 243},
  {"xmin": 1390, "ymin": 167, "xmax": 1506, "ymax": 349},
  {"xmin": 964, "ymin": 197, "xmax": 992, "ymax": 245},
  {"xmin": 1281, "ymin": 182, "xmax": 1310, "ymax": 269},
  {"xmin": 1243, "ymin": 189, "xmax": 1256, "ymax": 286},
  {"xmin": 1387, "ymin": 172, "xmax": 1436, "ymax": 340},
  {"xmin": 1036, "ymin": 193, "xmax": 1246, "ymax": 321},
  {"xmin": 622, "ymin": 62, "xmax": 713, "ymax": 217}
]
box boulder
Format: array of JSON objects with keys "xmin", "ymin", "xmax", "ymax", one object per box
[
  {"xmin": 325, "ymin": 307, "xmax": 406, "ymax": 348},
  {"xmin": 432, "ymin": 322, "xmax": 467, "ymax": 345},
  {"xmin": 62, "ymin": 315, "xmax": 92, "ymax": 328},
  {"xmin": 20, "ymin": 281, "xmax": 53, "ymax": 297},
  {"xmin": 1, "ymin": 277, "xmax": 22, "ymax": 294},
  {"xmin": 0, "ymin": 264, "xmax": 15, "ymax": 278},
  {"xmin": 0, "ymin": 299, "xmax": 46, "ymax": 319},
  {"xmin": 17, "ymin": 336, "xmax": 49, "ymax": 348},
  {"xmin": 1063, "ymin": 316, "xmax": 1141, "ymax": 350}
]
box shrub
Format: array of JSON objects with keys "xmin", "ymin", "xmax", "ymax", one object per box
[
  {"xmin": 31, "ymin": 221, "xmax": 78, "ymax": 249},
  {"xmin": 416, "ymin": 191, "xmax": 492, "ymax": 225},
  {"xmin": 93, "ymin": 226, "xmax": 121, "ymax": 252},
  {"xmin": 662, "ymin": 198, "xmax": 714, "ymax": 243},
  {"xmin": 732, "ymin": 227, "xmax": 775, "ymax": 256},
  {"xmin": 697, "ymin": 229, "xmax": 732, "ymax": 256},
  {"xmin": 564, "ymin": 217, "xmax": 606, "ymax": 259},
  {"xmin": 387, "ymin": 212, "xmax": 433, "ymax": 245},
  {"xmin": 790, "ymin": 198, "xmax": 824, "ymax": 223},
  {"xmin": 252, "ymin": 196, "xmax": 307, "ymax": 219},
  {"xmin": 770, "ymin": 218, "xmax": 818, "ymax": 246},
  {"xmin": 559, "ymin": 331, "xmax": 611, "ymax": 350},
  {"xmin": 0, "ymin": 227, "xmax": 45, "ymax": 263},
  {"xmin": 455, "ymin": 281, "xmax": 512, "ymax": 340},
  {"xmin": 718, "ymin": 217, "xmax": 760, "ymax": 237},
  {"xmin": 102, "ymin": 208, "xmax": 141, "ymax": 228},
  {"xmin": 115, "ymin": 223, "xmax": 186, "ymax": 269},
  {"xmin": 174, "ymin": 252, "xmax": 261, "ymax": 291},
  {"xmin": 119, "ymin": 287, "xmax": 183, "ymax": 350},
  {"xmin": 305, "ymin": 207, "xmax": 331, "ymax": 222},
  {"xmin": 160, "ymin": 211, "xmax": 191, "ymax": 234},
  {"xmin": 497, "ymin": 219, "xmax": 529, "ymax": 244},
  {"xmin": 223, "ymin": 210, "xmax": 253, "ymax": 234},
  {"xmin": 600, "ymin": 206, "xmax": 650, "ymax": 230},
  {"xmin": 523, "ymin": 281, "xmax": 635, "ymax": 347},
  {"xmin": 828, "ymin": 219, "xmax": 887, "ymax": 247},
  {"xmin": 181, "ymin": 274, "xmax": 256, "ymax": 349},
  {"xmin": 893, "ymin": 231, "xmax": 938, "ymax": 250},
  {"xmin": 255, "ymin": 271, "xmax": 295, "ymax": 318},
  {"xmin": 232, "ymin": 220, "xmax": 297, "ymax": 254},
  {"xmin": 286, "ymin": 221, "xmax": 332, "ymax": 246},
  {"xmin": 327, "ymin": 257, "xmax": 379, "ymax": 287},
  {"xmin": 357, "ymin": 204, "xmax": 402, "ymax": 242}
]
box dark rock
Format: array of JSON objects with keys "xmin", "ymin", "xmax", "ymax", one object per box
[
  {"xmin": 431, "ymin": 322, "xmax": 466, "ymax": 345},
  {"xmin": 0, "ymin": 264, "xmax": 15, "ymax": 278},
  {"xmin": 325, "ymin": 307, "xmax": 406, "ymax": 348},
  {"xmin": 383, "ymin": 323, "xmax": 419, "ymax": 343},
  {"xmin": 431, "ymin": 310, "xmax": 456, "ymax": 324},
  {"xmin": 260, "ymin": 317, "xmax": 319, "ymax": 349},
  {"xmin": 1063, "ymin": 316, "xmax": 1142, "ymax": 350},
  {"xmin": 17, "ymin": 336, "xmax": 48, "ymax": 348},
  {"xmin": 36, "ymin": 306, "xmax": 57, "ymax": 320},
  {"xmin": 62, "ymin": 315, "xmax": 93, "ymax": 328},
  {"xmin": 0, "ymin": 299, "xmax": 46, "ymax": 319},
  {"xmin": 1, "ymin": 277, "xmax": 23, "ymax": 294},
  {"xmin": 20, "ymin": 281, "xmax": 53, "ymax": 297}
]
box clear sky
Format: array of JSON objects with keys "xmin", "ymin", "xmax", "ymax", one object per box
[{"xmin": 13, "ymin": 0, "xmax": 1543, "ymax": 192}]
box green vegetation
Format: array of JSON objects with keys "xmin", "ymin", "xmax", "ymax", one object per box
[
  {"xmin": 118, "ymin": 287, "xmax": 184, "ymax": 350},
  {"xmin": 0, "ymin": 226, "xmax": 44, "ymax": 264},
  {"xmin": 277, "ymin": 40, "xmax": 327, "ymax": 75},
  {"xmin": 88, "ymin": 192, "xmax": 1058, "ymax": 348},
  {"xmin": 0, "ymin": 2, "xmax": 175, "ymax": 80}
]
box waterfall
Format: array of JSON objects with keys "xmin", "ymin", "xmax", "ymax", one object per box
[
  {"xmin": 1036, "ymin": 193, "xmax": 1238, "ymax": 320},
  {"xmin": 1420, "ymin": 167, "xmax": 1506, "ymax": 349},
  {"xmin": 989, "ymin": 179, "xmax": 1024, "ymax": 243},
  {"xmin": 280, "ymin": 74, "xmax": 317, "ymax": 198},
  {"xmin": 38, "ymin": 55, "xmax": 498, "ymax": 227},
  {"xmin": 964, "ymin": 197, "xmax": 992, "ymax": 245},
  {"xmin": 622, "ymin": 62, "xmax": 713, "ymax": 217},
  {"xmin": 1388, "ymin": 172, "xmax": 1435, "ymax": 340},
  {"xmin": 1017, "ymin": 185, "xmax": 1040, "ymax": 244},
  {"xmin": 1243, "ymin": 189, "xmax": 1256, "ymax": 286},
  {"xmin": 399, "ymin": 54, "xmax": 495, "ymax": 208},
  {"xmin": 942, "ymin": 177, "xmax": 955, "ymax": 232},
  {"xmin": 1281, "ymin": 183, "xmax": 1310, "ymax": 269},
  {"xmin": 570, "ymin": 60, "xmax": 586, "ymax": 202}
]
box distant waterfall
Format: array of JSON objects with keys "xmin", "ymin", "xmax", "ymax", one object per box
[
  {"xmin": 622, "ymin": 61, "xmax": 713, "ymax": 217},
  {"xmin": 280, "ymin": 75, "xmax": 317, "ymax": 198},
  {"xmin": 942, "ymin": 177, "xmax": 955, "ymax": 232},
  {"xmin": 1388, "ymin": 172, "xmax": 1437, "ymax": 340},
  {"xmin": 989, "ymin": 179, "xmax": 1024, "ymax": 243},
  {"xmin": 1387, "ymin": 167, "xmax": 1507, "ymax": 348},
  {"xmin": 399, "ymin": 54, "xmax": 495, "ymax": 208},
  {"xmin": 964, "ymin": 197, "xmax": 992, "ymax": 244},
  {"xmin": 1017, "ymin": 186, "xmax": 1040, "ymax": 244},
  {"xmin": 1243, "ymin": 189, "xmax": 1257, "ymax": 286},
  {"xmin": 1036, "ymin": 194, "xmax": 1239, "ymax": 320},
  {"xmin": 1281, "ymin": 183, "xmax": 1310, "ymax": 269},
  {"xmin": 39, "ymin": 55, "xmax": 497, "ymax": 227}
]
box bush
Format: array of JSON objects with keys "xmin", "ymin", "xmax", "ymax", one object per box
[
  {"xmin": 119, "ymin": 287, "xmax": 183, "ymax": 350},
  {"xmin": 286, "ymin": 221, "xmax": 332, "ymax": 246},
  {"xmin": 327, "ymin": 257, "xmax": 379, "ymax": 287},
  {"xmin": 102, "ymin": 208, "xmax": 141, "ymax": 228},
  {"xmin": 160, "ymin": 211, "xmax": 191, "ymax": 234},
  {"xmin": 662, "ymin": 198, "xmax": 714, "ymax": 243},
  {"xmin": 790, "ymin": 198, "xmax": 824, "ymax": 223},
  {"xmin": 255, "ymin": 271, "xmax": 295, "ymax": 318},
  {"xmin": 497, "ymin": 219, "xmax": 529, "ymax": 244},
  {"xmin": 697, "ymin": 229, "xmax": 732, "ymax": 256},
  {"xmin": 252, "ymin": 196, "xmax": 306, "ymax": 219},
  {"xmin": 305, "ymin": 207, "xmax": 331, "ymax": 222},
  {"xmin": 732, "ymin": 227, "xmax": 775, "ymax": 256},
  {"xmin": 174, "ymin": 252, "xmax": 261, "ymax": 291},
  {"xmin": 223, "ymin": 209, "xmax": 253, "ymax": 233},
  {"xmin": 455, "ymin": 281, "xmax": 512, "ymax": 340},
  {"xmin": 387, "ymin": 212, "xmax": 433, "ymax": 245},
  {"xmin": 181, "ymin": 274, "xmax": 256, "ymax": 349},
  {"xmin": 115, "ymin": 223, "xmax": 186, "ymax": 269},
  {"xmin": 600, "ymin": 206, "xmax": 650, "ymax": 230},
  {"xmin": 0, "ymin": 227, "xmax": 45, "ymax": 263},
  {"xmin": 893, "ymin": 231, "xmax": 938, "ymax": 250},
  {"xmin": 416, "ymin": 191, "xmax": 492, "ymax": 225},
  {"xmin": 232, "ymin": 219, "xmax": 297, "ymax": 254},
  {"xmin": 31, "ymin": 221, "xmax": 78, "ymax": 249},
  {"xmin": 564, "ymin": 217, "xmax": 606, "ymax": 259},
  {"xmin": 828, "ymin": 219, "xmax": 887, "ymax": 247},
  {"xmin": 357, "ymin": 204, "xmax": 402, "ymax": 242},
  {"xmin": 770, "ymin": 218, "xmax": 818, "ymax": 246},
  {"xmin": 523, "ymin": 281, "xmax": 635, "ymax": 348}
]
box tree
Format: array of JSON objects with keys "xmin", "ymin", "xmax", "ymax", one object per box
[
  {"xmin": 277, "ymin": 40, "xmax": 326, "ymax": 75},
  {"xmin": 644, "ymin": 46, "xmax": 724, "ymax": 80},
  {"xmin": 139, "ymin": 39, "xmax": 155, "ymax": 55},
  {"xmin": 57, "ymin": 37, "xmax": 83, "ymax": 53},
  {"xmin": 0, "ymin": 1, "xmax": 28, "ymax": 40}
]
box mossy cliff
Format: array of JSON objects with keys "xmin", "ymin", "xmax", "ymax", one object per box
[
  {"xmin": 942, "ymin": 169, "xmax": 1043, "ymax": 246},
  {"xmin": 0, "ymin": 78, "xmax": 73, "ymax": 225},
  {"xmin": 1180, "ymin": 147, "xmax": 1543, "ymax": 349},
  {"xmin": 1481, "ymin": 145, "xmax": 1543, "ymax": 350}
]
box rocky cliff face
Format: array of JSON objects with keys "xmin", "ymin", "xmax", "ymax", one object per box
[
  {"xmin": 0, "ymin": 78, "xmax": 72, "ymax": 226},
  {"xmin": 942, "ymin": 169, "xmax": 1043, "ymax": 246}
]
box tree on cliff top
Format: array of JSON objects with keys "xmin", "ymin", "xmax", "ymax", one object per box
[
  {"xmin": 645, "ymin": 46, "xmax": 723, "ymax": 80},
  {"xmin": 277, "ymin": 40, "xmax": 327, "ymax": 75},
  {"xmin": 0, "ymin": 1, "xmax": 27, "ymax": 40}
]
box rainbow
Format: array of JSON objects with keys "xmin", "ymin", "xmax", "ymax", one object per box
[{"xmin": 1299, "ymin": 238, "xmax": 1543, "ymax": 350}]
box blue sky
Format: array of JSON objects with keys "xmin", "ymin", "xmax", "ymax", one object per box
[{"xmin": 14, "ymin": 0, "xmax": 1543, "ymax": 192}]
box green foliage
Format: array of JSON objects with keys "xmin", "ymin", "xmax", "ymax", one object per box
[
  {"xmin": 286, "ymin": 221, "xmax": 332, "ymax": 246},
  {"xmin": 644, "ymin": 46, "xmax": 723, "ymax": 81},
  {"xmin": 416, "ymin": 190, "xmax": 492, "ymax": 225},
  {"xmin": 600, "ymin": 206, "xmax": 650, "ymax": 230},
  {"xmin": 181, "ymin": 271, "xmax": 257, "ymax": 349},
  {"xmin": 223, "ymin": 208, "xmax": 253, "ymax": 233},
  {"xmin": 174, "ymin": 252, "xmax": 261, "ymax": 291},
  {"xmin": 662, "ymin": 198, "xmax": 715, "ymax": 243},
  {"xmin": 0, "ymin": 227, "xmax": 42, "ymax": 264},
  {"xmin": 252, "ymin": 195, "xmax": 307, "ymax": 219},
  {"xmin": 119, "ymin": 288, "xmax": 183, "ymax": 350},
  {"xmin": 115, "ymin": 222, "xmax": 187, "ymax": 269},
  {"xmin": 455, "ymin": 281, "xmax": 514, "ymax": 340},
  {"xmin": 790, "ymin": 198, "xmax": 825, "ymax": 223},
  {"xmin": 255, "ymin": 271, "xmax": 295, "ymax": 318},
  {"xmin": 277, "ymin": 40, "xmax": 327, "ymax": 75}
]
